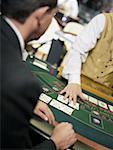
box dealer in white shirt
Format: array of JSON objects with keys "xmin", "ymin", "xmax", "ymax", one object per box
[{"xmin": 60, "ymin": 13, "xmax": 113, "ymax": 103}]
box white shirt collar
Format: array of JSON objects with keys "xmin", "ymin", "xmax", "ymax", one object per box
[
  {"xmin": 4, "ymin": 17, "xmax": 28, "ymax": 60},
  {"xmin": 4, "ymin": 17, "xmax": 25, "ymax": 51}
]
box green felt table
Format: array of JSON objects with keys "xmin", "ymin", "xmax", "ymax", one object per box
[{"xmin": 25, "ymin": 58, "xmax": 113, "ymax": 149}]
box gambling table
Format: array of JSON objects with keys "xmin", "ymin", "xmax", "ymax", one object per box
[{"xmin": 26, "ymin": 57, "xmax": 113, "ymax": 149}]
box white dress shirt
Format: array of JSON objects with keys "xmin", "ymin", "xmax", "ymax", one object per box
[
  {"xmin": 4, "ymin": 17, "xmax": 28, "ymax": 60},
  {"xmin": 62, "ymin": 14, "xmax": 106, "ymax": 84},
  {"xmin": 58, "ymin": 0, "xmax": 79, "ymax": 18}
]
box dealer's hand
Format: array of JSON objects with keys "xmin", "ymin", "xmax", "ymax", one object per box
[
  {"xmin": 34, "ymin": 101, "xmax": 55, "ymax": 125},
  {"xmin": 60, "ymin": 83, "xmax": 85, "ymax": 104}
]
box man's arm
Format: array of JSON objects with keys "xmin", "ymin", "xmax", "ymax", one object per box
[
  {"xmin": 33, "ymin": 101, "xmax": 77, "ymax": 150},
  {"xmin": 61, "ymin": 13, "xmax": 106, "ymax": 103},
  {"xmin": 33, "ymin": 139, "xmax": 56, "ymax": 150}
]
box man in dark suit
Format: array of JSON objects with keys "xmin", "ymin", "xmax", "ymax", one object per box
[{"xmin": 1, "ymin": 0, "xmax": 77, "ymax": 149}]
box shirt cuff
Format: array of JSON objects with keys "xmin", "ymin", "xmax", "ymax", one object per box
[
  {"xmin": 68, "ymin": 74, "xmax": 80, "ymax": 85},
  {"xmin": 49, "ymin": 139, "xmax": 57, "ymax": 150}
]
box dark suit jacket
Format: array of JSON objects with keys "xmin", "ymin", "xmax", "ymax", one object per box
[{"xmin": 1, "ymin": 16, "xmax": 56, "ymax": 150}]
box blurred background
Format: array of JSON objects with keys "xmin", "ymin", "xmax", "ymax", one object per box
[{"xmin": 26, "ymin": 0, "xmax": 113, "ymax": 72}]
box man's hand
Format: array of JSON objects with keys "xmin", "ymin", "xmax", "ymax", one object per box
[
  {"xmin": 33, "ymin": 101, "xmax": 55, "ymax": 125},
  {"xmin": 51, "ymin": 122, "xmax": 77, "ymax": 150},
  {"xmin": 60, "ymin": 83, "xmax": 85, "ymax": 104}
]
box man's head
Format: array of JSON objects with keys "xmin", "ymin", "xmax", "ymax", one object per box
[{"xmin": 2, "ymin": 0, "xmax": 57, "ymax": 40}]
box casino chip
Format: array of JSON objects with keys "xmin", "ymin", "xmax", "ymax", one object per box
[
  {"xmin": 42, "ymin": 87, "xmax": 49, "ymax": 92},
  {"xmin": 52, "ymin": 87, "xmax": 59, "ymax": 92}
]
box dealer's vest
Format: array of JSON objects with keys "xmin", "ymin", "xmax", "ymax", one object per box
[{"xmin": 82, "ymin": 13, "xmax": 113, "ymax": 89}]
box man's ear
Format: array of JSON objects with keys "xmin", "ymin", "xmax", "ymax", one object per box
[{"xmin": 33, "ymin": 6, "xmax": 49, "ymax": 20}]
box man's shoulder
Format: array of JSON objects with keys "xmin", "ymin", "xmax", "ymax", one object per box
[{"xmin": 91, "ymin": 13, "xmax": 105, "ymax": 23}]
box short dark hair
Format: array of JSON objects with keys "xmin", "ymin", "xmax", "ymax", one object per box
[{"xmin": 2, "ymin": 0, "xmax": 57, "ymax": 23}]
